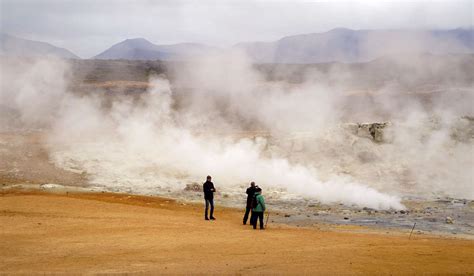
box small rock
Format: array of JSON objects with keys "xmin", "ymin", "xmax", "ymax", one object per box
[
  {"xmin": 343, "ymin": 217, "xmax": 349, "ymax": 220},
  {"xmin": 284, "ymin": 214, "xmax": 291, "ymax": 218},
  {"xmin": 446, "ymin": 216, "xmax": 455, "ymax": 224},
  {"xmin": 400, "ymin": 210, "xmax": 407, "ymax": 214}
]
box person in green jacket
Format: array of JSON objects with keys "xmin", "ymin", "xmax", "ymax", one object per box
[{"xmin": 251, "ymin": 187, "xmax": 266, "ymax": 230}]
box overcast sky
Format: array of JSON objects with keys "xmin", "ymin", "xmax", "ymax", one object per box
[{"xmin": 1, "ymin": 0, "xmax": 472, "ymax": 58}]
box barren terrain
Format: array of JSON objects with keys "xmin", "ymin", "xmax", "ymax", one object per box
[
  {"xmin": 0, "ymin": 132, "xmax": 87, "ymax": 186},
  {"xmin": 1, "ymin": 189, "xmax": 473, "ymax": 274}
]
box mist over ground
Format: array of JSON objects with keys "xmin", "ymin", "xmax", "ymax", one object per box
[{"xmin": 1, "ymin": 49, "xmax": 473, "ymax": 210}]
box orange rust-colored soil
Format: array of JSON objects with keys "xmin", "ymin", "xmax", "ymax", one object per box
[{"xmin": 1, "ymin": 190, "xmax": 473, "ymax": 274}]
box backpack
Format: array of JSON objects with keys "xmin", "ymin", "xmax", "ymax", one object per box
[{"xmin": 251, "ymin": 195, "xmax": 259, "ymax": 209}]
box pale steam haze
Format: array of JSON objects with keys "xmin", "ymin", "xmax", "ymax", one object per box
[
  {"xmin": 1, "ymin": 0, "xmax": 472, "ymax": 57},
  {"xmin": 2, "ymin": 50, "xmax": 473, "ymax": 209},
  {"xmin": 1, "ymin": 0, "xmax": 473, "ymax": 211}
]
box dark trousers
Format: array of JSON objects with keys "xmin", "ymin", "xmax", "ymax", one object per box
[
  {"xmin": 251, "ymin": 211, "xmax": 264, "ymax": 229},
  {"xmin": 205, "ymin": 198, "xmax": 214, "ymax": 219},
  {"xmin": 243, "ymin": 206, "xmax": 252, "ymax": 224}
]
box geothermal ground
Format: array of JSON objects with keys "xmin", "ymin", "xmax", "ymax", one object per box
[
  {"xmin": 1, "ymin": 57, "xmax": 473, "ymax": 273},
  {"xmin": 2, "ymin": 189, "xmax": 474, "ymax": 274},
  {"xmin": 2, "ymin": 131, "xmax": 473, "ymax": 238},
  {"xmin": 1, "ymin": 131, "xmax": 473, "ymax": 275}
]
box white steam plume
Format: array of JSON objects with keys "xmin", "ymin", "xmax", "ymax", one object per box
[{"xmin": 2, "ymin": 50, "xmax": 473, "ymax": 210}]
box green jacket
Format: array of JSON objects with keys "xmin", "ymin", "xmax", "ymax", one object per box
[{"xmin": 252, "ymin": 192, "xmax": 266, "ymax": 212}]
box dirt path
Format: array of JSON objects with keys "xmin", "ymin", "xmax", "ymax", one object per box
[{"xmin": 1, "ymin": 190, "xmax": 473, "ymax": 274}]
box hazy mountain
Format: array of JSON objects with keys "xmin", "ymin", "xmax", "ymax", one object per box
[
  {"xmin": 236, "ymin": 28, "xmax": 474, "ymax": 63},
  {"xmin": 93, "ymin": 28, "xmax": 473, "ymax": 63},
  {"xmin": 0, "ymin": 33, "xmax": 79, "ymax": 59},
  {"xmin": 94, "ymin": 38, "xmax": 218, "ymax": 60}
]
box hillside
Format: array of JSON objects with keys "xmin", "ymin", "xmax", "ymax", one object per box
[
  {"xmin": 0, "ymin": 34, "xmax": 79, "ymax": 59},
  {"xmin": 236, "ymin": 28, "xmax": 474, "ymax": 63},
  {"xmin": 94, "ymin": 38, "xmax": 217, "ymax": 60}
]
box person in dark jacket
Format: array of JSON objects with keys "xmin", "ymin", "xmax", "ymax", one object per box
[
  {"xmin": 203, "ymin": 175, "xmax": 216, "ymax": 220},
  {"xmin": 251, "ymin": 187, "xmax": 266, "ymax": 230},
  {"xmin": 243, "ymin": 181, "xmax": 257, "ymax": 225}
]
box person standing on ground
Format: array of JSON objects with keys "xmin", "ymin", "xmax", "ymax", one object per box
[
  {"xmin": 243, "ymin": 181, "xmax": 257, "ymax": 225},
  {"xmin": 251, "ymin": 187, "xmax": 266, "ymax": 229},
  {"xmin": 203, "ymin": 175, "xmax": 216, "ymax": 220}
]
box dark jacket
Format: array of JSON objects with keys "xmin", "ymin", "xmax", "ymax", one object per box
[
  {"xmin": 246, "ymin": 186, "xmax": 257, "ymax": 207},
  {"xmin": 203, "ymin": 181, "xmax": 215, "ymax": 199}
]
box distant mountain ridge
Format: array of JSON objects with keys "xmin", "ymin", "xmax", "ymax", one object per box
[
  {"xmin": 94, "ymin": 38, "xmax": 218, "ymax": 60},
  {"xmin": 236, "ymin": 28, "xmax": 474, "ymax": 63},
  {"xmin": 0, "ymin": 33, "xmax": 79, "ymax": 59},
  {"xmin": 2, "ymin": 28, "xmax": 473, "ymax": 63}
]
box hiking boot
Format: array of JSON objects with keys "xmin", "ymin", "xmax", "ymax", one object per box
[
  {"xmin": 210, "ymin": 217, "xmax": 216, "ymax": 220},
  {"xmin": 205, "ymin": 217, "xmax": 209, "ymax": 220}
]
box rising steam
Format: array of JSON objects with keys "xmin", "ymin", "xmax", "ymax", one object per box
[{"xmin": 1, "ymin": 50, "xmax": 473, "ymax": 210}]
